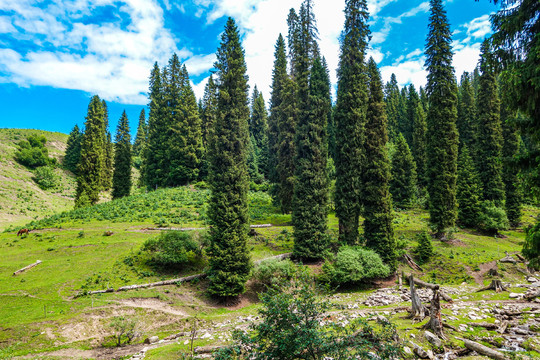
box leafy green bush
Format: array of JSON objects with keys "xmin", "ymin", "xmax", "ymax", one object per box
[
  {"xmin": 214, "ymin": 270, "xmax": 401, "ymax": 359},
  {"xmin": 252, "ymin": 258, "xmax": 297, "ymax": 287},
  {"xmin": 523, "ymin": 220, "xmax": 540, "ymax": 270},
  {"xmin": 33, "ymin": 166, "xmax": 59, "ymax": 190},
  {"xmin": 108, "ymin": 316, "xmax": 140, "ymax": 347},
  {"xmin": 142, "ymin": 231, "xmax": 201, "ymax": 270},
  {"xmin": 415, "ymin": 230, "xmax": 434, "ymax": 264},
  {"xmin": 321, "ymin": 246, "xmax": 390, "ymax": 286},
  {"xmin": 476, "ymin": 201, "xmax": 509, "ymax": 234},
  {"xmin": 15, "ymin": 135, "xmax": 55, "ymax": 168}
]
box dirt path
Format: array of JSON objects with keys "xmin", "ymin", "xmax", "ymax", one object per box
[{"xmin": 113, "ymin": 298, "xmax": 187, "ymax": 316}]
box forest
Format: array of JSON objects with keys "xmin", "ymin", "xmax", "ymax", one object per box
[{"xmin": 1, "ymin": 0, "xmax": 539, "ymax": 359}]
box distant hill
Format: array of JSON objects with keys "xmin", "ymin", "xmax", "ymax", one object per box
[{"xmin": 0, "ymin": 128, "xmax": 76, "ymax": 230}]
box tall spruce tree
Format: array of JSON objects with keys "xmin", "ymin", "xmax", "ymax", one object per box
[
  {"xmin": 64, "ymin": 124, "xmax": 82, "ymax": 174},
  {"xmin": 501, "ymin": 106, "xmax": 522, "ymax": 227},
  {"xmin": 390, "ymin": 133, "xmax": 417, "ymax": 208},
  {"xmin": 268, "ymin": 35, "xmax": 287, "ymax": 189},
  {"xmin": 207, "ymin": 18, "xmax": 251, "ymax": 298},
  {"xmin": 112, "ymin": 111, "xmax": 132, "ymax": 199},
  {"xmin": 200, "ymin": 76, "xmax": 218, "ymax": 181},
  {"xmin": 133, "ymin": 109, "xmax": 147, "ymax": 158},
  {"xmin": 250, "ymin": 88, "xmax": 269, "ymax": 179},
  {"xmin": 75, "ymin": 96, "xmax": 105, "ymax": 208},
  {"xmin": 419, "ymin": 86, "xmax": 428, "ymax": 113},
  {"xmin": 403, "ymin": 84, "xmax": 419, "ymax": 147},
  {"xmin": 334, "ymin": 0, "xmax": 370, "ymax": 245},
  {"xmin": 142, "ymin": 62, "xmax": 167, "ymax": 189},
  {"xmin": 101, "ymin": 100, "xmax": 114, "ymax": 191},
  {"xmin": 457, "ymin": 72, "xmax": 476, "ymax": 152},
  {"xmin": 477, "ymin": 40, "xmax": 505, "ymax": 206},
  {"xmin": 425, "ymin": 0, "xmax": 459, "ymax": 236},
  {"xmin": 363, "ymin": 58, "xmax": 395, "ymax": 270},
  {"xmin": 397, "ymin": 87, "xmax": 409, "ymax": 143},
  {"xmin": 292, "ymin": 56, "xmax": 330, "ymax": 260},
  {"xmin": 385, "ymin": 73, "xmax": 400, "ymax": 142},
  {"xmin": 168, "ymin": 64, "xmax": 203, "ymax": 185},
  {"xmin": 457, "ymin": 146, "xmax": 482, "ymax": 228}
]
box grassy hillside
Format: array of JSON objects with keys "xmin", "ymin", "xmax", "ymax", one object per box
[
  {"xmin": 0, "ymin": 129, "xmax": 76, "ymax": 230},
  {"xmin": 0, "ymin": 182, "xmax": 538, "ymax": 358}
]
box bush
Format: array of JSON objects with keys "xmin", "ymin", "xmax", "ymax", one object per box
[
  {"xmin": 476, "ymin": 201, "xmax": 509, "ymax": 234},
  {"xmin": 523, "ymin": 220, "xmax": 540, "ymax": 270},
  {"xmin": 142, "ymin": 231, "xmax": 201, "ymax": 270},
  {"xmin": 321, "ymin": 246, "xmax": 390, "ymax": 286},
  {"xmin": 109, "ymin": 316, "xmax": 140, "ymax": 347},
  {"xmin": 214, "ymin": 270, "xmax": 401, "ymax": 359},
  {"xmin": 33, "ymin": 166, "xmax": 59, "ymax": 190},
  {"xmin": 252, "ymin": 258, "xmax": 297, "ymax": 287},
  {"xmin": 415, "ymin": 230, "xmax": 434, "ymax": 264},
  {"xmin": 15, "ymin": 135, "xmax": 55, "ymax": 168}
]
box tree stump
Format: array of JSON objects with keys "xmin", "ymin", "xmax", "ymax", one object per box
[
  {"xmin": 422, "ymin": 289, "xmax": 445, "ymax": 339},
  {"xmin": 409, "ymin": 275, "xmax": 426, "ymax": 320},
  {"xmin": 476, "ymin": 279, "xmax": 507, "ymax": 293}
]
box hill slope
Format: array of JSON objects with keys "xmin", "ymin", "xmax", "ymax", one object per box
[{"xmin": 0, "ymin": 129, "xmax": 76, "ymax": 230}]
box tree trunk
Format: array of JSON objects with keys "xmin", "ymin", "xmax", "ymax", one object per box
[
  {"xmin": 422, "ymin": 289, "xmax": 445, "ymax": 339},
  {"xmin": 458, "ymin": 338, "xmax": 508, "ymax": 360},
  {"xmin": 409, "ymin": 275, "xmax": 426, "ymax": 320},
  {"xmin": 476, "ymin": 279, "xmax": 507, "ymax": 293},
  {"xmin": 405, "ymin": 273, "xmax": 453, "ymax": 302}
]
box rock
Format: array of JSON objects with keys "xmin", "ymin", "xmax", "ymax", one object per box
[
  {"xmin": 411, "ymin": 341, "xmax": 431, "ymax": 359},
  {"xmin": 144, "ymin": 336, "xmax": 159, "ymax": 344},
  {"xmin": 403, "ymin": 346, "xmax": 413, "ymax": 356},
  {"xmin": 528, "ymin": 277, "xmax": 538, "ymax": 283},
  {"xmin": 509, "ymin": 292, "xmax": 521, "ymax": 298},
  {"xmin": 424, "ymin": 331, "xmax": 442, "ymax": 348},
  {"xmin": 200, "ymin": 332, "xmax": 212, "ymax": 339}
]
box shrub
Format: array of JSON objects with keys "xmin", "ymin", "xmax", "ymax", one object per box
[
  {"xmin": 523, "ymin": 220, "xmax": 540, "ymax": 270},
  {"xmin": 214, "ymin": 270, "xmax": 401, "ymax": 359},
  {"xmin": 33, "ymin": 166, "xmax": 59, "ymax": 189},
  {"xmin": 15, "ymin": 135, "xmax": 55, "ymax": 168},
  {"xmin": 142, "ymin": 231, "xmax": 201, "ymax": 270},
  {"xmin": 476, "ymin": 201, "xmax": 509, "ymax": 234},
  {"xmin": 109, "ymin": 316, "xmax": 140, "ymax": 347},
  {"xmin": 252, "ymin": 258, "xmax": 297, "ymax": 287},
  {"xmin": 415, "ymin": 230, "xmax": 434, "ymax": 264},
  {"xmin": 321, "ymin": 246, "xmax": 390, "ymax": 286}
]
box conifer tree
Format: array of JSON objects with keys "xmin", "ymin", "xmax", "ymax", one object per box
[
  {"xmin": 200, "ymin": 75, "xmax": 219, "ymax": 180},
  {"xmin": 142, "ymin": 62, "xmax": 167, "ymax": 189},
  {"xmin": 457, "ymin": 146, "xmax": 482, "ymax": 227},
  {"xmin": 168, "ymin": 64, "xmax": 204, "ymax": 185},
  {"xmin": 133, "ymin": 109, "xmax": 147, "ymax": 158},
  {"xmin": 322, "ymin": 57, "xmax": 335, "ymax": 161},
  {"xmin": 412, "ymin": 97, "xmax": 427, "ymax": 190},
  {"xmin": 404, "ymin": 84, "xmax": 419, "ymax": 147},
  {"xmin": 287, "ymin": 8, "xmax": 300, "ymax": 77},
  {"xmin": 250, "ymin": 88, "xmax": 269, "ymax": 178},
  {"xmin": 457, "ymin": 72, "xmax": 476, "ymax": 152},
  {"xmin": 390, "ymin": 133, "xmax": 417, "ymax": 208},
  {"xmin": 385, "ymin": 73, "xmax": 400, "ymax": 142},
  {"xmin": 334, "ymin": 0, "xmax": 370, "ymax": 245},
  {"xmin": 419, "ymin": 86, "xmax": 428, "ymax": 113},
  {"xmin": 292, "ymin": 56, "xmax": 330, "ymax": 260},
  {"xmin": 397, "ymin": 87, "xmax": 409, "ymax": 143},
  {"xmin": 277, "ymin": 75, "xmax": 297, "ymax": 213},
  {"xmin": 112, "ymin": 111, "xmax": 132, "ymax": 199},
  {"xmin": 75, "ymin": 96, "xmax": 105, "ymax": 208},
  {"xmin": 363, "ymin": 58, "xmax": 395, "ymax": 270},
  {"xmin": 501, "ymin": 106, "xmax": 522, "ymax": 227},
  {"xmin": 101, "ymin": 100, "xmax": 114, "ymax": 191},
  {"xmin": 476, "ymin": 40, "xmax": 505, "ymax": 206},
  {"xmin": 268, "ymin": 35, "xmax": 287, "ymax": 188},
  {"xmin": 64, "ymin": 124, "xmax": 82, "ymax": 174},
  {"xmin": 207, "ymin": 18, "xmax": 251, "ymax": 298},
  {"xmin": 425, "ymin": 0, "xmax": 459, "ymax": 236}
]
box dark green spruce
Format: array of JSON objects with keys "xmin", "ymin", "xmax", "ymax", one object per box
[
  {"xmin": 75, "ymin": 96, "xmax": 105, "ymax": 208},
  {"xmin": 424, "ymin": 0, "xmax": 459, "ymax": 236},
  {"xmin": 250, "ymin": 87, "xmax": 269, "ymax": 179},
  {"xmin": 64, "ymin": 124, "xmax": 82, "ymax": 174},
  {"xmin": 501, "ymin": 106, "xmax": 522, "ymax": 227},
  {"xmin": 207, "ymin": 18, "xmax": 251, "ymax": 298},
  {"xmin": 133, "ymin": 109, "xmax": 147, "ymax": 158},
  {"xmin": 476, "ymin": 40, "xmax": 505, "ymax": 205},
  {"xmin": 112, "ymin": 111, "xmax": 132, "ymax": 199},
  {"xmin": 384, "ymin": 73, "xmax": 400, "ymax": 142},
  {"xmin": 334, "ymin": 0, "xmax": 370, "ymax": 245},
  {"xmin": 457, "ymin": 72, "xmax": 476, "ymax": 152},
  {"xmin": 292, "ymin": 56, "xmax": 330, "ymax": 261},
  {"xmin": 363, "ymin": 58, "xmax": 395, "ymax": 271},
  {"xmin": 101, "ymin": 99, "xmax": 114, "ymax": 191},
  {"xmin": 390, "ymin": 133, "xmax": 417, "ymax": 208},
  {"xmin": 200, "ymin": 75, "xmax": 219, "ymax": 181},
  {"xmin": 411, "ymin": 94, "xmax": 427, "ymax": 190},
  {"xmin": 457, "ymin": 146, "xmax": 482, "ymax": 228}
]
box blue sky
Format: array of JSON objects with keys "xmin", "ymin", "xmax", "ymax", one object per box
[{"xmin": 0, "ymin": 0, "xmax": 498, "ymax": 137}]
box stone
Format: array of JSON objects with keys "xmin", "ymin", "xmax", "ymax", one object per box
[
  {"xmin": 144, "ymin": 336, "xmax": 159, "ymax": 344},
  {"xmin": 424, "ymin": 331, "xmax": 442, "ymax": 348},
  {"xmin": 528, "ymin": 277, "xmax": 537, "ymax": 283},
  {"xmin": 509, "ymin": 293, "xmax": 521, "ymax": 299},
  {"xmin": 200, "ymin": 332, "xmax": 212, "ymax": 339}
]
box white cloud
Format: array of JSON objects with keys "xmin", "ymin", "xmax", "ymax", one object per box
[
  {"xmin": 371, "ymin": 2, "xmax": 429, "ymax": 45},
  {"xmin": 381, "ymin": 57, "xmax": 427, "ymax": 89},
  {"xmin": 464, "ymin": 14, "xmax": 491, "ymax": 39}
]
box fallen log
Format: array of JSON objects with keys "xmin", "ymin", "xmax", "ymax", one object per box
[
  {"xmin": 254, "ymin": 253, "xmax": 291, "ymax": 265},
  {"xmin": 499, "ymin": 252, "xmax": 516, "ymax": 264},
  {"xmin": 457, "ymin": 338, "xmax": 508, "ymax": 360},
  {"xmin": 469, "ymin": 322, "xmax": 499, "ymax": 330},
  {"xmin": 86, "ymin": 288, "xmax": 114, "ymax": 295},
  {"xmin": 13, "ymin": 260, "xmax": 42, "ymax": 276},
  {"xmin": 405, "ymin": 274, "xmax": 453, "ymax": 302},
  {"xmin": 497, "ymin": 321, "xmax": 508, "ymax": 334},
  {"xmin": 525, "ymin": 289, "xmax": 540, "ymax": 301},
  {"xmin": 403, "ymin": 254, "xmax": 423, "ymax": 271},
  {"xmin": 515, "ymin": 253, "xmax": 526, "ymax": 262},
  {"xmin": 117, "ymin": 273, "xmax": 207, "ymax": 292},
  {"xmin": 476, "ymin": 279, "xmax": 507, "ymax": 293},
  {"xmin": 194, "ymin": 345, "xmax": 227, "ymax": 354}
]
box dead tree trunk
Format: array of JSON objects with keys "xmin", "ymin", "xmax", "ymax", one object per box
[
  {"xmin": 409, "ymin": 275, "xmax": 426, "ymax": 320},
  {"xmin": 405, "ymin": 273, "xmax": 453, "ymax": 302},
  {"xmin": 476, "ymin": 279, "xmax": 507, "ymax": 293},
  {"xmin": 403, "ymin": 254, "xmax": 423, "ymax": 271},
  {"xmin": 422, "ymin": 289, "xmax": 445, "ymax": 339},
  {"xmin": 458, "ymin": 338, "xmax": 508, "ymax": 360}
]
